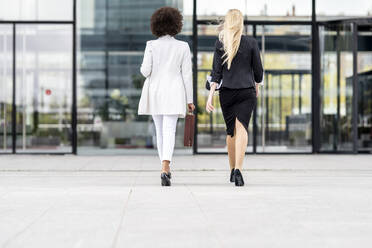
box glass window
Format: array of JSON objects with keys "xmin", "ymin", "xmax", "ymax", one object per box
[
  {"xmin": 357, "ymin": 27, "xmax": 372, "ymax": 153},
  {"xmin": 196, "ymin": 24, "xmax": 254, "ymax": 153},
  {"xmin": 319, "ymin": 23, "xmax": 354, "ymax": 151},
  {"xmin": 0, "ymin": 0, "xmax": 73, "ymax": 21},
  {"xmin": 196, "ymin": 24, "xmax": 225, "ymax": 153},
  {"xmin": 196, "ymin": 0, "xmax": 311, "ymax": 21},
  {"xmin": 16, "ymin": 25, "xmax": 73, "ymax": 153},
  {"xmin": 256, "ymin": 25, "xmax": 312, "ymax": 153},
  {"xmin": 77, "ymin": 0, "xmax": 192, "ymax": 154},
  {"xmin": 316, "ymin": 0, "xmax": 372, "ymax": 20},
  {"xmin": 196, "ymin": 23, "xmax": 312, "ymax": 153},
  {"xmin": 0, "ymin": 25, "xmax": 13, "ymax": 153}
]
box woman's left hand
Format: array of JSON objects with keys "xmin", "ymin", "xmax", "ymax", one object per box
[{"xmin": 188, "ymin": 103, "xmax": 195, "ymax": 113}]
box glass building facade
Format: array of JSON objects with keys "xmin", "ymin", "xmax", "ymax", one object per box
[{"xmin": 0, "ymin": 0, "xmax": 371, "ymax": 154}]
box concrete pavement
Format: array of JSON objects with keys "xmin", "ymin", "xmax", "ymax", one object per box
[{"xmin": 0, "ymin": 154, "xmax": 372, "ymax": 248}]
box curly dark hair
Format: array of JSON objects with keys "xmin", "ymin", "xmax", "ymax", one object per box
[{"xmin": 150, "ymin": 7, "xmax": 183, "ymax": 37}]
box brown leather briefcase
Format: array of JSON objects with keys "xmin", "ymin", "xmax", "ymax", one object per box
[{"xmin": 184, "ymin": 113, "xmax": 195, "ymax": 147}]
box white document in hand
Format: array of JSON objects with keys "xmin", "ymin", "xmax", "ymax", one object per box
[{"xmin": 206, "ymin": 75, "xmax": 223, "ymax": 89}]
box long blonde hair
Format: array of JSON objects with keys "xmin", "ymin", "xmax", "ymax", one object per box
[{"xmin": 219, "ymin": 9, "xmax": 244, "ymax": 70}]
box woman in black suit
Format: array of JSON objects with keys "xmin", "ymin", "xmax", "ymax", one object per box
[{"xmin": 206, "ymin": 9, "xmax": 263, "ymax": 186}]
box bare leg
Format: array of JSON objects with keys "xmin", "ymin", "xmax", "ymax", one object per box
[
  {"xmin": 226, "ymin": 133, "xmax": 236, "ymax": 171},
  {"xmin": 234, "ymin": 118, "xmax": 248, "ymax": 171},
  {"xmin": 162, "ymin": 160, "xmax": 170, "ymax": 174}
]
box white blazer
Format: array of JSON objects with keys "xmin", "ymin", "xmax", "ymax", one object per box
[{"xmin": 137, "ymin": 35, "xmax": 193, "ymax": 118}]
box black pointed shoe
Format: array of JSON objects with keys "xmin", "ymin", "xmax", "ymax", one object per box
[
  {"xmin": 234, "ymin": 169, "xmax": 244, "ymax": 187},
  {"xmin": 230, "ymin": 168, "xmax": 235, "ymax": 182},
  {"xmin": 161, "ymin": 172, "xmax": 171, "ymax": 186}
]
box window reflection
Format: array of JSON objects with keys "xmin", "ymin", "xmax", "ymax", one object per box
[
  {"xmin": 77, "ymin": 0, "xmax": 192, "ymax": 154},
  {"xmin": 0, "ymin": 25, "xmax": 12, "ymax": 153},
  {"xmin": 317, "ymin": 0, "xmax": 372, "ymax": 20},
  {"xmin": 15, "ymin": 25, "xmax": 73, "ymax": 153},
  {"xmin": 320, "ymin": 24, "xmax": 354, "ymax": 151},
  {"xmin": 256, "ymin": 25, "xmax": 312, "ymax": 153},
  {"xmin": 196, "ymin": 0, "xmax": 311, "ymax": 21},
  {"xmin": 1, "ymin": 0, "xmax": 370, "ymax": 154},
  {"xmin": 0, "ymin": 0, "xmax": 73, "ymax": 21},
  {"xmin": 356, "ymin": 29, "xmax": 372, "ymax": 153},
  {"xmin": 196, "ymin": 24, "xmax": 254, "ymax": 152}
]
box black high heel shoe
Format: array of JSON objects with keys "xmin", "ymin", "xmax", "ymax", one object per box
[
  {"xmin": 230, "ymin": 168, "xmax": 235, "ymax": 183},
  {"xmin": 234, "ymin": 169, "xmax": 244, "ymax": 186},
  {"xmin": 161, "ymin": 172, "xmax": 171, "ymax": 186}
]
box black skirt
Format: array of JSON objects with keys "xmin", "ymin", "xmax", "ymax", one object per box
[{"xmin": 219, "ymin": 87, "xmax": 256, "ymax": 137}]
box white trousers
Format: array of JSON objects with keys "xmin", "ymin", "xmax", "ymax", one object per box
[{"xmin": 152, "ymin": 115, "xmax": 178, "ymax": 163}]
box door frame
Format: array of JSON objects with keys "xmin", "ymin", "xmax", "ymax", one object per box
[{"xmin": 0, "ymin": 0, "xmax": 77, "ymax": 155}]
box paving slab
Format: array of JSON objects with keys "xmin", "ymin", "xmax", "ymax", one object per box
[{"xmin": 0, "ymin": 155, "xmax": 372, "ymax": 247}]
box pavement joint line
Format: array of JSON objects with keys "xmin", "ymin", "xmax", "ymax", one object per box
[
  {"xmin": 111, "ymin": 188, "xmax": 133, "ymax": 248},
  {"xmin": 1, "ymin": 169, "xmax": 372, "ymax": 172},
  {"xmin": 110, "ymin": 169, "xmax": 141, "ymax": 247},
  {"xmin": 185, "ymin": 184, "xmax": 226, "ymax": 248},
  {"xmin": 110, "ymin": 188, "xmax": 133, "ymax": 248},
  {"xmin": 1, "ymin": 188, "xmax": 71, "ymax": 248}
]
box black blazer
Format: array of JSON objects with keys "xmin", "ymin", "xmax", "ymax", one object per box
[{"xmin": 211, "ymin": 35, "xmax": 263, "ymax": 89}]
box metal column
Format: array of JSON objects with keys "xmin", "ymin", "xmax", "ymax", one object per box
[
  {"xmin": 192, "ymin": 0, "xmax": 198, "ymax": 154},
  {"xmin": 311, "ymin": 0, "xmax": 321, "ymax": 153},
  {"xmin": 72, "ymin": 0, "xmax": 77, "ymax": 154},
  {"xmin": 12, "ymin": 24, "xmax": 16, "ymax": 154},
  {"xmin": 352, "ymin": 22, "xmax": 358, "ymax": 154}
]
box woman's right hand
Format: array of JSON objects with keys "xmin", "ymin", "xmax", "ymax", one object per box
[
  {"xmin": 206, "ymin": 82, "xmax": 217, "ymax": 113},
  {"xmin": 206, "ymin": 95, "xmax": 214, "ymax": 113}
]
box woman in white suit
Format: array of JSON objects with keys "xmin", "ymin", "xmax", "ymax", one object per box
[{"xmin": 138, "ymin": 7, "xmax": 195, "ymax": 186}]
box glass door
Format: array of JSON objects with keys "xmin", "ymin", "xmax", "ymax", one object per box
[
  {"xmin": 196, "ymin": 24, "xmax": 254, "ymax": 153},
  {"xmin": 256, "ymin": 25, "xmax": 312, "ymax": 153},
  {"xmin": 0, "ymin": 25, "xmax": 13, "ymax": 153},
  {"xmin": 15, "ymin": 25, "xmax": 73, "ymax": 153},
  {"xmin": 356, "ymin": 24, "xmax": 372, "ymax": 153},
  {"xmin": 0, "ymin": 0, "xmax": 75, "ymax": 154},
  {"xmin": 319, "ymin": 23, "xmax": 354, "ymax": 152},
  {"xmin": 195, "ymin": 23, "xmax": 313, "ymax": 153}
]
